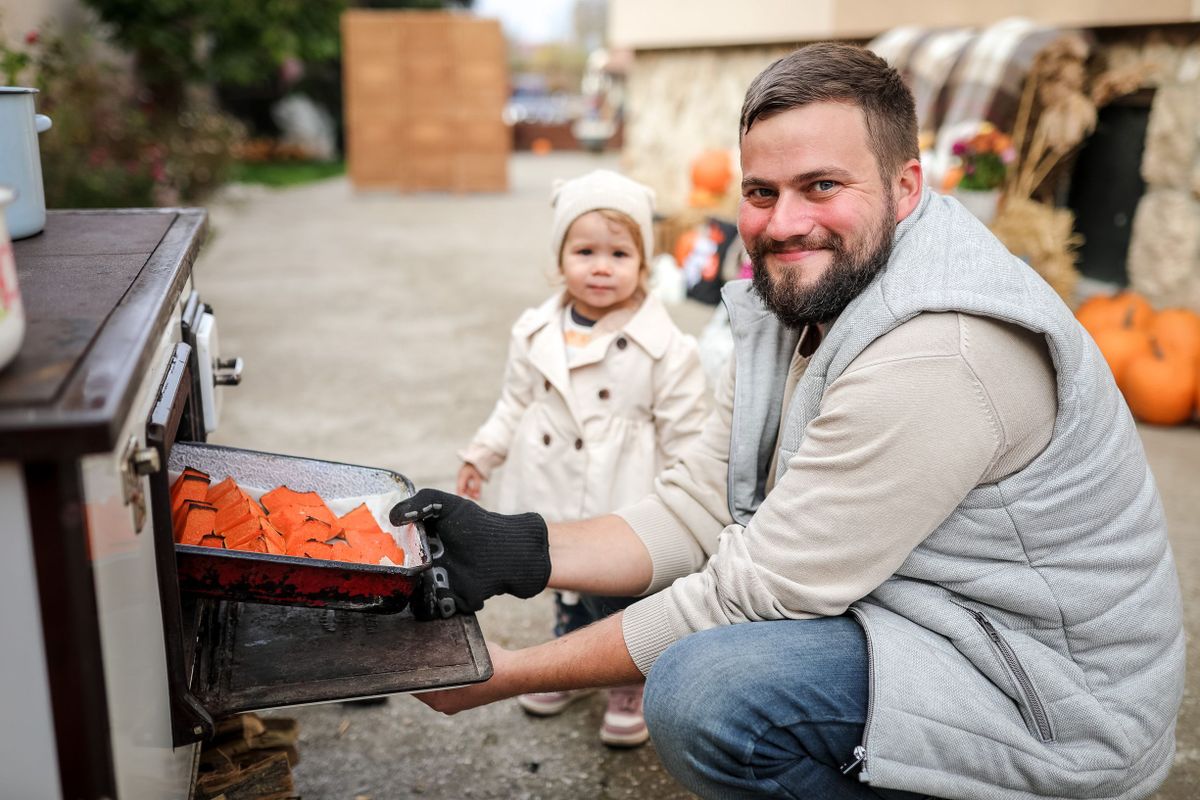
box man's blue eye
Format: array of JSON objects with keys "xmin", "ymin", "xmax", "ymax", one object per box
[{"xmin": 815, "ymin": 180, "xmax": 837, "ymax": 192}]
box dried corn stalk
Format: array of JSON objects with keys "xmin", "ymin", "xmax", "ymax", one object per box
[
  {"xmin": 994, "ymin": 33, "xmax": 1154, "ymax": 301},
  {"xmin": 990, "ymin": 196, "xmax": 1083, "ymax": 302}
]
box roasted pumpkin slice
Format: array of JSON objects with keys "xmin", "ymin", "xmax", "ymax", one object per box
[{"xmin": 261, "ymin": 485, "xmax": 326, "ymax": 514}]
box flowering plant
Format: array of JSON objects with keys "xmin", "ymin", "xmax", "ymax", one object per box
[
  {"xmin": 1, "ymin": 28, "xmax": 38, "ymax": 84},
  {"xmin": 942, "ymin": 122, "xmax": 1016, "ymax": 191}
]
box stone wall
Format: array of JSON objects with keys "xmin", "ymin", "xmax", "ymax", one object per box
[
  {"xmin": 1108, "ymin": 26, "xmax": 1200, "ymax": 310},
  {"xmin": 623, "ymin": 28, "xmax": 1200, "ymax": 312},
  {"xmin": 622, "ymin": 46, "xmax": 790, "ymax": 216}
]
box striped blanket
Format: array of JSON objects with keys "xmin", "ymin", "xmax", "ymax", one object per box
[{"xmin": 869, "ymin": 18, "xmax": 1076, "ymax": 190}]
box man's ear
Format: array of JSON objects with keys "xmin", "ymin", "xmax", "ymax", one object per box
[{"xmin": 894, "ymin": 158, "xmax": 923, "ymax": 222}]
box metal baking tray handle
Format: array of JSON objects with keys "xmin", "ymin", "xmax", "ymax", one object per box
[{"xmin": 424, "ymin": 531, "xmax": 457, "ymax": 619}]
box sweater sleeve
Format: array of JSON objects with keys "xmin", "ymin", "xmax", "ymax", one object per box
[
  {"xmin": 622, "ymin": 313, "xmax": 1050, "ymax": 674},
  {"xmin": 458, "ymin": 318, "xmax": 540, "ymax": 480}
]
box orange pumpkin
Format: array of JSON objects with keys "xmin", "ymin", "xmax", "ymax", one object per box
[
  {"xmin": 1091, "ymin": 327, "xmax": 1152, "ymax": 388},
  {"xmin": 1149, "ymin": 308, "xmax": 1200, "ymax": 361},
  {"xmin": 1121, "ymin": 341, "xmax": 1198, "ymax": 425},
  {"xmin": 1075, "ymin": 291, "xmax": 1154, "ymax": 335},
  {"xmin": 690, "ymin": 149, "xmax": 733, "ymax": 195},
  {"xmin": 674, "ymin": 228, "xmax": 698, "ymax": 267},
  {"xmin": 688, "ymin": 187, "xmax": 718, "ymax": 209}
]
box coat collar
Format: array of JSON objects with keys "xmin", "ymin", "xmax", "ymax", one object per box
[{"xmin": 515, "ymin": 290, "xmax": 678, "ymax": 363}]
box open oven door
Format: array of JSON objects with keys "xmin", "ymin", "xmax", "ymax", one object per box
[{"xmin": 148, "ymin": 344, "xmax": 492, "ymax": 747}]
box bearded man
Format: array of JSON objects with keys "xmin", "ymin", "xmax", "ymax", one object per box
[{"xmin": 393, "ymin": 43, "xmax": 1184, "ymax": 799}]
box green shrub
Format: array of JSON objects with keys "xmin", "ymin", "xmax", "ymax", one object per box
[{"xmin": 11, "ymin": 25, "xmax": 245, "ymax": 208}]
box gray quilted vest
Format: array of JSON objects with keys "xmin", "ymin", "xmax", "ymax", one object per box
[{"xmin": 723, "ymin": 188, "xmax": 1185, "ymax": 799}]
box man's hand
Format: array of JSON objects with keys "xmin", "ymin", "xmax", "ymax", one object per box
[
  {"xmin": 390, "ymin": 488, "xmax": 550, "ymax": 618},
  {"xmin": 414, "ymin": 641, "xmax": 518, "ymax": 714},
  {"xmin": 414, "ymin": 615, "xmax": 643, "ymax": 715}
]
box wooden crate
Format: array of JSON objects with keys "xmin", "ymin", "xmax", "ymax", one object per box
[{"xmin": 342, "ymin": 10, "xmax": 510, "ymax": 192}]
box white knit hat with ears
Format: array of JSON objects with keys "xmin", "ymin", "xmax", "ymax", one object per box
[{"xmin": 549, "ymin": 169, "xmax": 657, "ymax": 264}]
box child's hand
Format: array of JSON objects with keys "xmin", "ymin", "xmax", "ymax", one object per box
[{"xmin": 457, "ymin": 463, "xmax": 485, "ymax": 500}]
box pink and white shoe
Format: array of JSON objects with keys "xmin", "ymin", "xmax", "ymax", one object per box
[
  {"xmin": 517, "ymin": 689, "xmax": 594, "ymax": 717},
  {"xmin": 600, "ymin": 684, "xmax": 649, "ymax": 747}
]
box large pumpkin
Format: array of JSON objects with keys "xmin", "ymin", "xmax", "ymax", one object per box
[
  {"xmin": 1075, "ymin": 291, "xmax": 1154, "ymax": 335},
  {"xmin": 1149, "ymin": 308, "xmax": 1200, "ymax": 361},
  {"xmin": 1121, "ymin": 342, "xmax": 1198, "ymax": 425},
  {"xmin": 690, "ymin": 150, "xmax": 733, "ymax": 195},
  {"xmin": 1091, "ymin": 327, "xmax": 1152, "ymax": 387}
]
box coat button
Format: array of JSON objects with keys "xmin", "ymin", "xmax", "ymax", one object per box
[
  {"xmin": 574, "ymin": 438, "xmax": 583, "ymax": 450},
  {"xmin": 543, "ymin": 434, "xmax": 551, "ymax": 446},
  {"xmin": 598, "ymin": 388, "xmax": 610, "ymax": 400},
  {"xmin": 616, "ymin": 337, "xmax": 628, "ymax": 350},
  {"xmin": 544, "ymin": 379, "xmax": 551, "ymax": 392}
]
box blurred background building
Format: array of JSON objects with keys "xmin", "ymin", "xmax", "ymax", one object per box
[{"xmin": 4, "ymin": 0, "xmax": 1200, "ymax": 306}]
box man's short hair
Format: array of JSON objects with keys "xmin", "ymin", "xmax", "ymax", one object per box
[{"xmin": 740, "ymin": 43, "xmax": 918, "ymax": 181}]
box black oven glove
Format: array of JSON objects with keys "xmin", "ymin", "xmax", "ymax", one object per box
[{"xmin": 390, "ymin": 488, "xmax": 551, "ymax": 620}]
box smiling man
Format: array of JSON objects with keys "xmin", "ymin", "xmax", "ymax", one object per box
[{"xmin": 393, "ymin": 43, "xmax": 1184, "ymax": 799}]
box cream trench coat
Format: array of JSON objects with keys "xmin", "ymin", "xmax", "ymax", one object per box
[{"xmin": 460, "ymin": 291, "xmax": 709, "ymax": 523}]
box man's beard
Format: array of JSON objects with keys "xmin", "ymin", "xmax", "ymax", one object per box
[{"xmin": 748, "ymin": 202, "xmax": 895, "ymax": 330}]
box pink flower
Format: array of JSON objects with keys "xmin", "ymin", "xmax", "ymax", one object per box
[
  {"xmin": 24, "ymin": 30, "xmax": 39, "ymax": 45},
  {"xmin": 279, "ymin": 57, "xmax": 304, "ymax": 86},
  {"xmin": 951, "ymin": 140, "xmax": 967, "ymax": 156}
]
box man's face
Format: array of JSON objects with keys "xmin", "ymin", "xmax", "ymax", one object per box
[{"xmin": 738, "ymin": 102, "xmax": 898, "ymax": 329}]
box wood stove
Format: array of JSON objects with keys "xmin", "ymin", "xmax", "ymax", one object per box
[{"xmin": 0, "ymin": 210, "xmax": 490, "ymax": 800}]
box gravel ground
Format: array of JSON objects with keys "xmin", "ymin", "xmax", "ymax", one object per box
[{"xmin": 194, "ymin": 151, "xmax": 1200, "ymax": 800}]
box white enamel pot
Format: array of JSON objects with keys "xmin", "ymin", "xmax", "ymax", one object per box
[{"xmin": 0, "ymin": 87, "xmax": 52, "ymax": 240}]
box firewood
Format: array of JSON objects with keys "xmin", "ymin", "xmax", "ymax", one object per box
[
  {"xmin": 213, "ymin": 713, "xmax": 267, "ymax": 743},
  {"xmin": 251, "ymin": 717, "xmax": 300, "ymax": 750},
  {"xmin": 196, "ymin": 714, "xmax": 300, "ymax": 797},
  {"xmin": 195, "ymin": 751, "xmax": 293, "ymax": 800}
]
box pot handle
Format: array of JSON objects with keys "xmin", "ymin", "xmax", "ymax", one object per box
[{"xmin": 35, "ymin": 114, "xmax": 51, "ymax": 134}]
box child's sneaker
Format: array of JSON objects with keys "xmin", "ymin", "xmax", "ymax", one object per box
[
  {"xmin": 517, "ymin": 689, "xmax": 594, "ymax": 716},
  {"xmin": 600, "ymin": 684, "xmax": 649, "ymax": 747}
]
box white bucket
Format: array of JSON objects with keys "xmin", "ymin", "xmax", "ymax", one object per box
[
  {"xmin": 0, "ymin": 185, "xmax": 26, "ymax": 370},
  {"xmin": 0, "ymin": 87, "xmax": 52, "ymax": 240}
]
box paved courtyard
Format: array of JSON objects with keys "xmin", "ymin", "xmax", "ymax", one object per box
[{"xmin": 196, "ymin": 152, "xmax": 1200, "ymax": 799}]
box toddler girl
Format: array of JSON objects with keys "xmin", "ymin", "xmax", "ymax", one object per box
[{"xmin": 456, "ymin": 169, "xmax": 708, "ymax": 747}]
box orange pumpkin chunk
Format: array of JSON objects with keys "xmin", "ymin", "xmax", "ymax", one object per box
[
  {"xmin": 339, "ymin": 503, "xmax": 385, "ymax": 536},
  {"xmin": 215, "ymin": 495, "xmax": 264, "ymax": 532},
  {"xmin": 205, "ymin": 476, "xmax": 241, "ymax": 506},
  {"xmin": 298, "ymin": 540, "xmax": 334, "ymax": 559},
  {"xmin": 261, "ymin": 485, "xmax": 326, "ymax": 514},
  {"xmin": 175, "ymin": 501, "xmax": 217, "ymax": 546},
  {"xmin": 171, "ymin": 470, "xmax": 210, "ymax": 514}
]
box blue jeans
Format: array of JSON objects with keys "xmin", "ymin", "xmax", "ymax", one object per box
[{"xmin": 644, "ymin": 615, "xmax": 932, "ymax": 800}]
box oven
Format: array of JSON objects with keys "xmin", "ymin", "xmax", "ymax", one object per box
[{"xmin": 0, "ymin": 210, "xmax": 490, "ymax": 800}]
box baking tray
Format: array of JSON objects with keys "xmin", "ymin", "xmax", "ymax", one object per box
[{"xmin": 168, "ymin": 442, "xmax": 429, "ymax": 613}]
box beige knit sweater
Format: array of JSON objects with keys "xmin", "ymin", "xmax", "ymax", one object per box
[{"xmin": 617, "ymin": 310, "xmax": 1058, "ymax": 674}]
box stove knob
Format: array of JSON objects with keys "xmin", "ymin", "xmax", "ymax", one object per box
[{"xmin": 213, "ymin": 356, "xmax": 244, "ymax": 386}]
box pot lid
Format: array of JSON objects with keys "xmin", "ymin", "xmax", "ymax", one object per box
[{"xmin": 0, "ymin": 87, "xmax": 39, "ymax": 94}]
